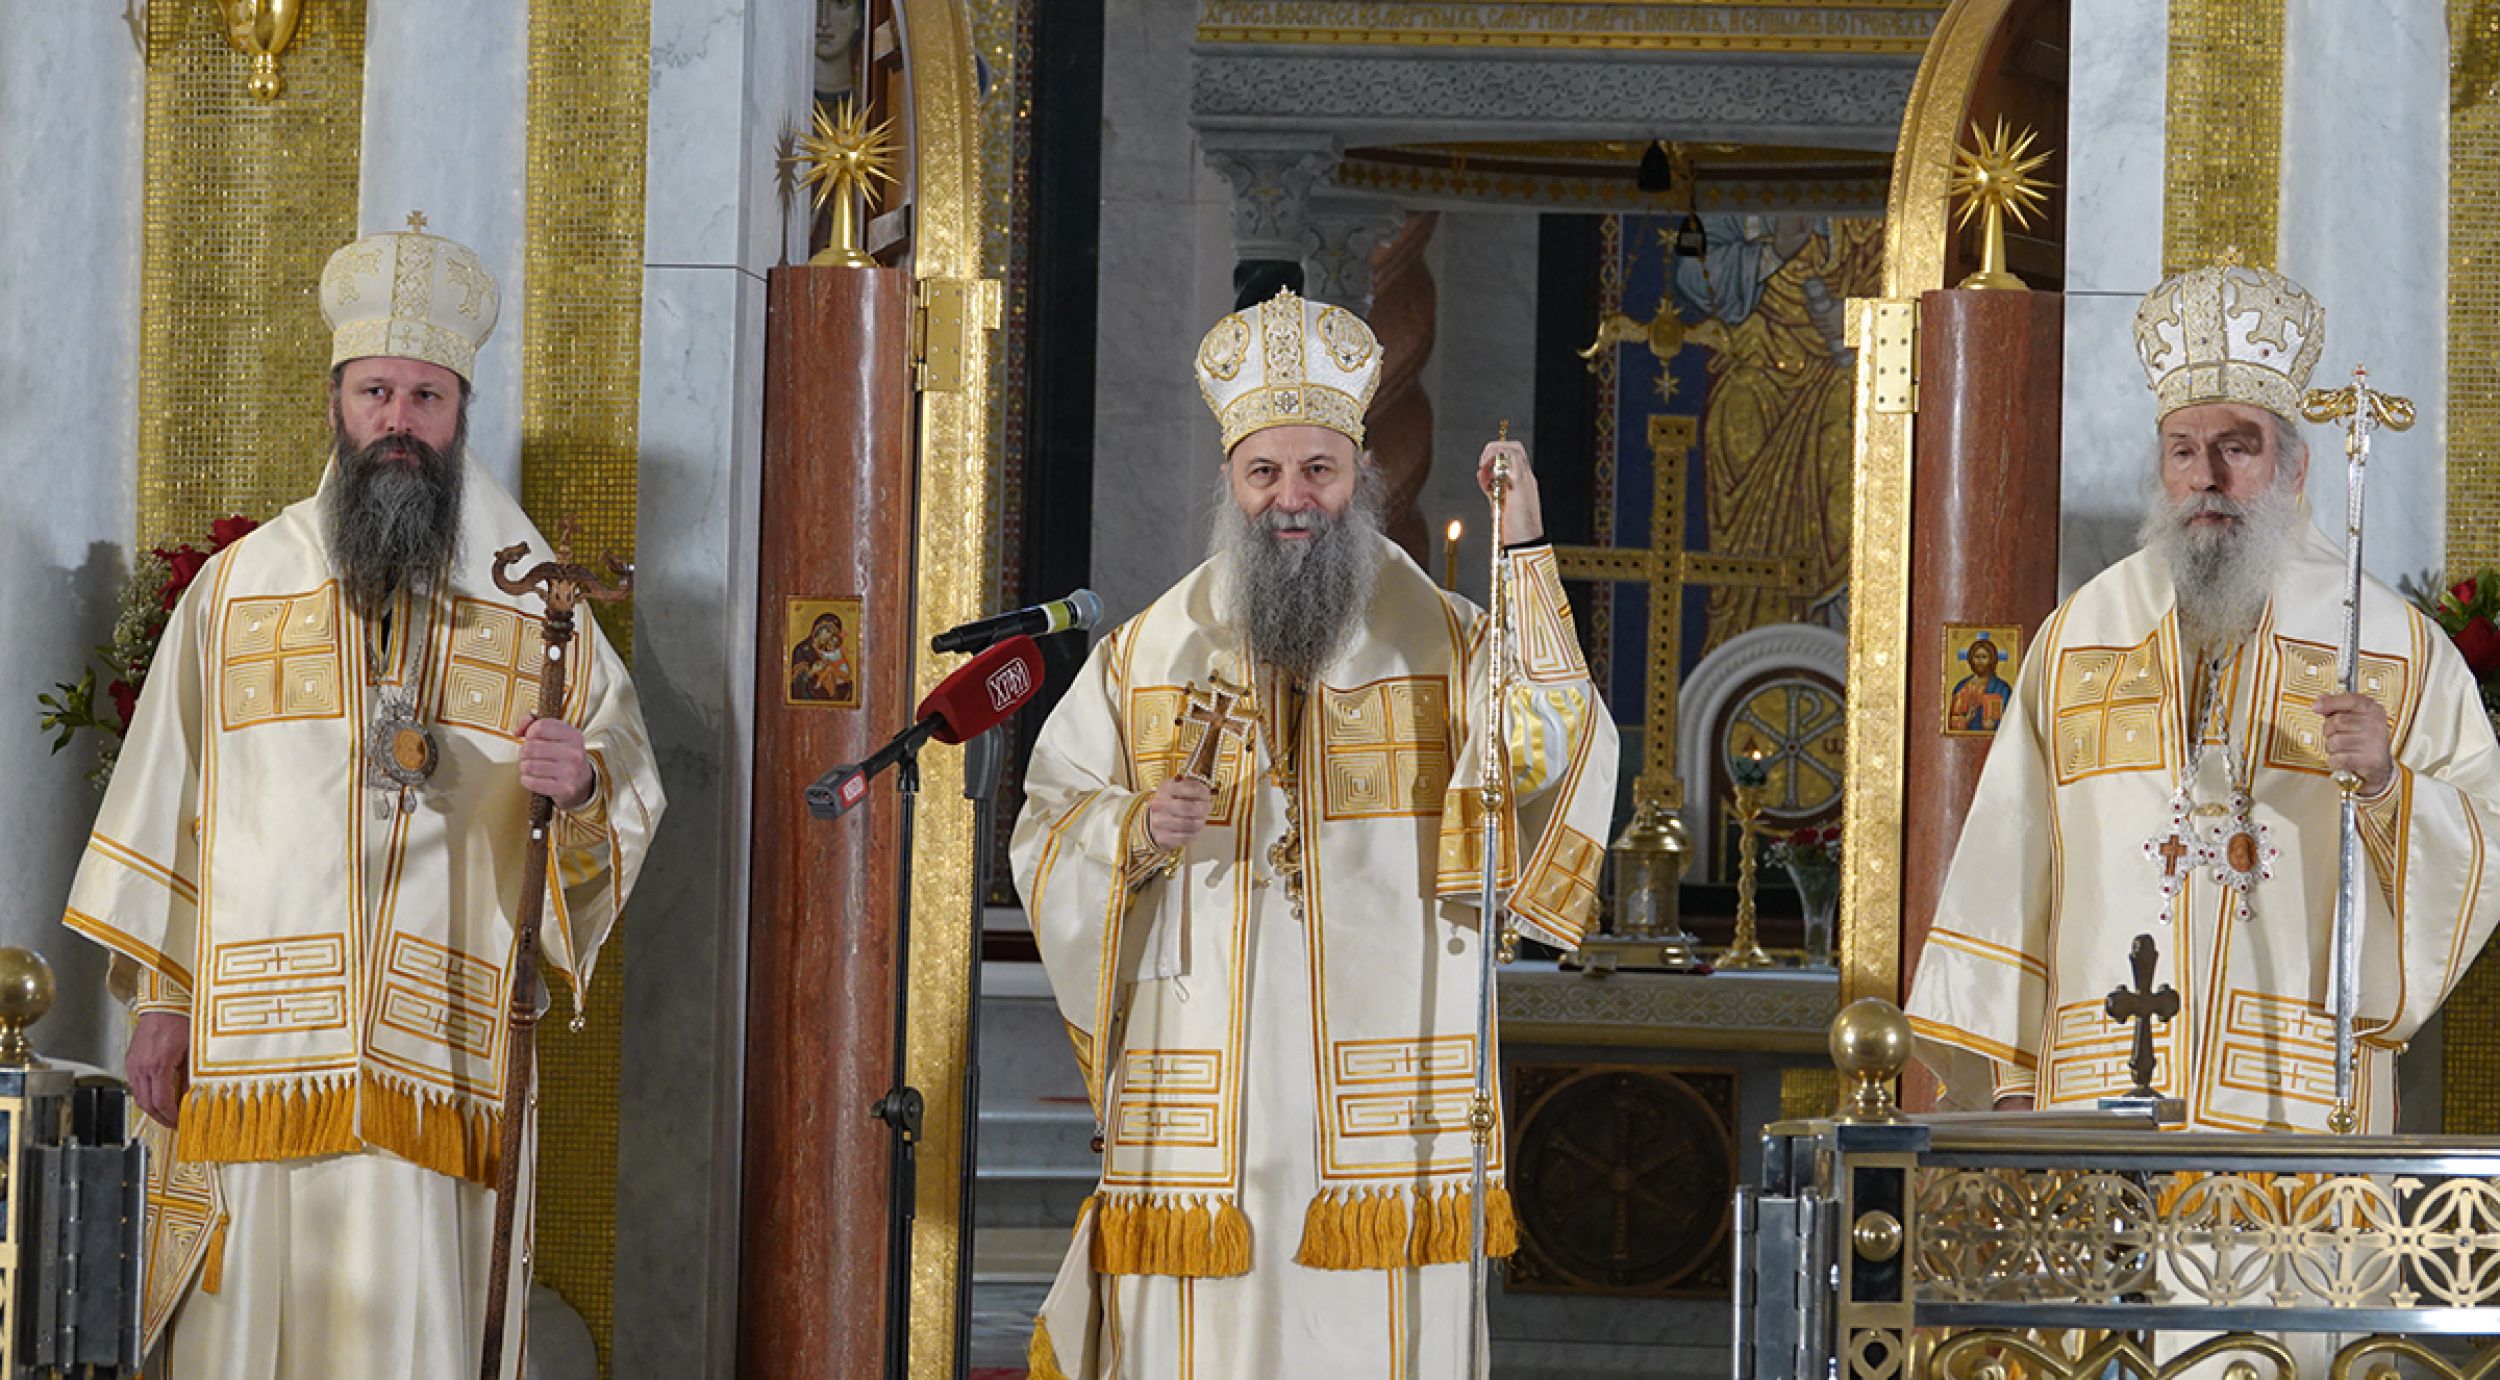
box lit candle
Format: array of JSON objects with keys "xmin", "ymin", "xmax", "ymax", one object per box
[{"xmin": 1442, "ymin": 518, "xmax": 1464, "ymax": 590}]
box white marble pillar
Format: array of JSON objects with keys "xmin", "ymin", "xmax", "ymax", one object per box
[
  {"xmin": 0, "ymin": 10, "xmax": 146, "ymax": 1067},
  {"xmin": 2280, "ymin": 0, "xmax": 2448, "ymax": 581},
  {"xmin": 359, "ymin": 0, "xmax": 533, "ymax": 492},
  {"xmin": 617, "ymin": 0, "xmax": 812, "ymax": 1376},
  {"xmin": 1093, "ymin": 0, "xmax": 1237, "ymax": 624},
  {"xmin": 2056, "ymin": 0, "xmax": 2170, "ymax": 594}
]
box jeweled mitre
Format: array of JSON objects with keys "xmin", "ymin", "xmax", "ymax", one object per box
[
  {"xmin": 2132, "ymin": 263, "xmax": 2325, "ymax": 424},
  {"xmin": 320, "ymin": 226, "xmax": 501, "ymax": 382},
  {"xmin": 1194, "ymin": 288, "xmax": 1382, "ymax": 453}
]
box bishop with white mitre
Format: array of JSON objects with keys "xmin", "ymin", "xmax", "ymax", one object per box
[
  {"xmin": 1011, "ymin": 289, "xmax": 1619, "ymax": 1378},
  {"xmin": 1908, "ymin": 262, "xmax": 2500, "ymax": 1131}
]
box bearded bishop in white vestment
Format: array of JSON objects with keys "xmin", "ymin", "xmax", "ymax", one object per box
[
  {"xmin": 1908, "ymin": 263, "xmax": 2500, "ymax": 1131},
  {"xmin": 1013, "ymin": 290, "xmax": 1619, "ymax": 1378},
  {"xmin": 62, "ymin": 225, "xmax": 664, "ymax": 1378}
]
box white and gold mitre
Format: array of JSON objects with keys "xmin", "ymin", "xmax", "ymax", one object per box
[
  {"xmin": 319, "ymin": 219, "xmax": 500, "ymax": 381},
  {"xmin": 1194, "ymin": 288, "xmax": 1382, "ymax": 453},
  {"xmin": 2132, "ymin": 262, "xmax": 2325, "ymax": 423}
]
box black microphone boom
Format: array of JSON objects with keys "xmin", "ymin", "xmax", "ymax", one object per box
[
  {"xmin": 929, "ymin": 589, "xmax": 1102, "ymax": 654},
  {"xmin": 806, "ymin": 715, "xmax": 941, "ymax": 820}
]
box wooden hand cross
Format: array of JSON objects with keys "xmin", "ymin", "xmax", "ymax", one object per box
[
  {"xmin": 2103, "ymin": 933, "xmax": 2180, "ymax": 1101},
  {"xmin": 477, "ymin": 534, "xmax": 632, "ymax": 1380}
]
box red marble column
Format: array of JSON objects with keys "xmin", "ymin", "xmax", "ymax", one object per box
[
  {"xmin": 1900, "ymin": 288, "xmax": 2063, "ymax": 1105},
  {"xmin": 738, "ymin": 265, "xmax": 917, "ymax": 1373}
]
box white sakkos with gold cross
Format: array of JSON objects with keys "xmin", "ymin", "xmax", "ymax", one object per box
[
  {"xmin": 61, "ymin": 456, "xmax": 663, "ymax": 1351},
  {"xmin": 1907, "ymin": 520, "xmax": 2500, "ymax": 1131},
  {"xmin": 1011, "ymin": 535, "xmax": 1616, "ymax": 1378}
]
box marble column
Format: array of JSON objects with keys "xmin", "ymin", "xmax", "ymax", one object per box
[
  {"xmin": 2056, "ymin": 0, "xmax": 2169, "ymax": 595},
  {"xmin": 1301, "ymin": 194, "xmax": 1398, "ymax": 312},
  {"xmin": 1203, "ymin": 132, "xmax": 1337, "ymax": 308},
  {"xmin": 359, "ymin": 0, "xmax": 531, "ymax": 492},
  {"xmin": 619, "ymin": 1, "xmax": 813, "ymax": 1376},
  {"xmin": 0, "ymin": 8, "xmax": 144, "ymax": 1067},
  {"xmin": 2280, "ymin": 0, "xmax": 2447, "ymax": 580}
]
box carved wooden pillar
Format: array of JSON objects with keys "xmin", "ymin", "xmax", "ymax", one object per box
[
  {"xmin": 1901, "ymin": 288, "xmax": 2063, "ymax": 1106},
  {"xmin": 1367, "ymin": 210, "xmax": 1437, "ymax": 563},
  {"xmin": 738, "ymin": 264, "xmax": 917, "ymax": 1374}
]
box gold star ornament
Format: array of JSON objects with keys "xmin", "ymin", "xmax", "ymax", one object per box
[
  {"xmin": 1948, "ymin": 118, "xmax": 2055, "ymax": 291},
  {"xmin": 787, "ymin": 100, "xmax": 901, "ymax": 268}
]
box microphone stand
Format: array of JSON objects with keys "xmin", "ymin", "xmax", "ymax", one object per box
[{"xmin": 950, "ymin": 727, "xmax": 1007, "ymax": 1377}]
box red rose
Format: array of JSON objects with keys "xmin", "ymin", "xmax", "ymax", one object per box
[
  {"xmin": 107, "ymin": 679, "xmax": 139, "ymax": 733},
  {"xmin": 2455, "ymin": 578, "xmax": 2480, "ymax": 604},
  {"xmin": 2458, "ymin": 616, "xmax": 2500, "ymax": 678},
  {"xmin": 160, "ymin": 546, "xmax": 208, "ymax": 609},
  {"xmin": 1788, "ymin": 827, "xmax": 1815, "ymax": 847},
  {"xmin": 209, "ymin": 515, "xmax": 258, "ymax": 551}
]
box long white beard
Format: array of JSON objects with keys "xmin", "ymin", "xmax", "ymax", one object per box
[
  {"xmin": 1207, "ymin": 470, "xmax": 1386, "ymax": 682},
  {"xmin": 2137, "ymin": 467, "xmax": 2305, "ymax": 657}
]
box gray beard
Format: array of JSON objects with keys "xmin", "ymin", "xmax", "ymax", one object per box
[
  {"xmin": 2137, "ymin": 466, "xmax": 2304, "ymax": 657},
  {"xmin": 325, "ymin": 425, "xmax": 466, "ymax": 618},
  {"xmin": 1207, "ymin": 468, "xmax": 1386, "ymax": 682}
]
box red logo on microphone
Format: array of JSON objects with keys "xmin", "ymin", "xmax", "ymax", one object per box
[{"xmin": 986, "ymin": 659, "xmax": 1033, "ymax": 711}]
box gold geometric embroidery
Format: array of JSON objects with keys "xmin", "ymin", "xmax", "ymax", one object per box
[
  {"xmin": 2051, "ymin": 634, "xmax": 2169, "ymax": 784},
  {"xmin": 437, "ymin": 596, "xmax": 553, "ymax": 740},
  {"xmin": 1112, "ymin": 1047, "xmax": 1225, "ymax": 1148},
  {"xmin": 376, "ymin": 933, "xmax": 504, "ymax": 1060},
  {"xmin": 1319, "ymin": 676, "xmax": 1450, "ymax": 819},
  {"xmin": 212, "ymin": 935, "xmax": 345, "ymax": 984},
  {"xmin": 2265, "ymin": 635, "xmax": 2411, "ymax": 775},
  {"xmin": 220, "ymin": 586, "xmax": 343, "ymax": 730},
  {"xmin": 208, "ymin": 987, "xmax": 348, "ymax": 1037},
  {"xmin": 1128, "ymin": 686, "xmax": 1251, "ymax": 826},
  {"xmin": 2216, "ymin": 988, "xmax": 2339, "ymax": 1106},
  {"xmin": 1330, "ymin": 1035, "xmax": 1479, "ymax": 1139},
  {"xmin": 206, "ymin": 933, "xmax": 350, "ymax": 1040},
  {"xmin": 2046, "ymin": 996, "xmax": 2177, "ymax": 1103},
  {"xmin": 1517, "ymin": 824, "xmax": 1604, "ymax": 930}
]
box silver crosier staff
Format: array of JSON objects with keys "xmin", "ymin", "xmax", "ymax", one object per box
[{"xmin": 1466, "ymin": 423, "xmax": 1521, "ymax": 1375}]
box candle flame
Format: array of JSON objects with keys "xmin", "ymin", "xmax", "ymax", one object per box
[{"xmin": 1446, "ymin": 519, "xmax": 1463, "ymax": 541}]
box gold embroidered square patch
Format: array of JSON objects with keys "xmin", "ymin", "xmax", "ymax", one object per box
[
  {"xmin": 436, "ymin": 597, "xmax": 561, "ymax": 740},
  {"xmin": 1319, "ymin": 675, "xmax": 1451, "ymax": 819},
  {"xmin": 2051, "ymin": 634, "xmax": 2169, "ymax": 784},
  {"xmin": 2264, "ymin": 635, "xmax": 2411, "ymax": 775},
  {"xmin": 1111, "ymin": 1049, "xmax": 1225, "ymax": 1149},
  {"xmin": 376, "ymin": 932, "xmax": 505, "ymax": 1061},
  {"xmin": 220, "ymin": 586, "xmax": 344, "ymax": 730}
]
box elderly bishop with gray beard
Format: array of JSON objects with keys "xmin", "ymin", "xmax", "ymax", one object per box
[
  {"xmin": 1907, "ymin": 262, "xmax": 2500, "ymax": 1133},
  {"xmin": 1011, "ymin": 289, "xmax": 1617, "ymax": 1378},
  {"xmin": 60, "ymin": 221, "xmax": 664, "ymax": 1378}
]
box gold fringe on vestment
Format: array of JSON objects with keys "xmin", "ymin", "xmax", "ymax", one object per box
[
  {"xmin": 1294, "ymin": 1183, "xmax": 1518, "ymax": 1270},
  {"xmin": 174, "ymin": 1072, "xmax": 502, "ymax": 1187},
  {"xmin": 199, "ymin": 1211, "xmax": 229, "ymax": 1294},
  {"xmin": 1087, "ymin": 1192, "xmax": 1254, "ymax": 1277},
  {"xmin": 1026, "ymin": 1316, "xmax": 1073, "ymax": 1380}
]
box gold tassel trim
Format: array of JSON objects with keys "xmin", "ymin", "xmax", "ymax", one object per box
[
  {"xmin": 174, "ymin": 1072, "xmax": 503, "ymax": 1187},
  {"xmin": 1027, "ymin": 1316, "xmax": 1072, "ymax": 1380},
  {"xmin": 200, "ymin": 1212, "xmax": 229, "ymax": 1295},
  {"xmin": 1296, "ymin": 1183, "xmax": 1519, "ymax": 1270},
  {"xmin": 1088, "ymin": 1193, "xmax": 1252, "ymax": 1277}
]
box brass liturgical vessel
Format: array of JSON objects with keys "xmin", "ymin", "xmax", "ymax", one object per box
[
  {"xmin": 788, "ymin": 100, "xmax": 901, "ymax": 269},
  {"xmin": 1949, "ymin": 118, "xmax": 2053, "ymax": 292}
]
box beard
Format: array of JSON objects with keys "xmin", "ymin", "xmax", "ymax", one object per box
[
  {"xmin": 2137, "ymin": 462, "xmax": 2305, "ymax": 657},
  {"xmin": 325, "ymin": 409, "xmax": 466, "ymax": 618},
  {"xmin": 1207, "ymin": 466, "xmax": 1387, "ymax": 682}
]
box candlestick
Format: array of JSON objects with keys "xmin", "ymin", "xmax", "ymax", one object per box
[
  {"xmin": 1442, "ymin": 518, "xmax": 1463, "ymax": 591},
  {"xmin": 1720, "ymin": 751, "xmax": 1777, "ymax": 969}
]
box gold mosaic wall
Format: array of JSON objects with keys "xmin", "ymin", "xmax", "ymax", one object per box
[
  {"xmin": 2443, "ymin": 0, "xmax": 2500, "ymax": 1135},
  {"xmin": 519, "ymin": 0, "xmax": 651, "ymax": 1373},
  {"xmin": 2161, "ymin": 0, "xmax": 2286, "ymax": 273},
  {"xmin": 137, "ymin": 0, "xmax": 366, "ymax": 545}
]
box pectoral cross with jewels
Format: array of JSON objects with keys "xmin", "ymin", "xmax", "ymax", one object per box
[{"xmin": 2103, "ymin": 933, "xmax": 2180, "ymax": 1100}]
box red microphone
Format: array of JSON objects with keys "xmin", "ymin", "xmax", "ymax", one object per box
[
  {"xmin": 918, "ymin": 635, "xmax": 1044, "ymax": 743},
  {"xmin": 807, "ymin": 635, "xmax": 1047, "ymax": 820}
]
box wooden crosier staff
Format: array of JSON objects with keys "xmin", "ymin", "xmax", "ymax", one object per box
[
  {"xmin": 1466, "ymin": 422, "xmax": 1519, "ymax": 1379},
  {"xmin": 477, "ymin": 537, "xmax": 632, "ymax": 1380},
  {"xmin": 2301, "ymin": 366, "xmax": 2414, "ymax": 1136}
]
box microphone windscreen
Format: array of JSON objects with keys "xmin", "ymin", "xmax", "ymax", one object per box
[
  {"xmin": 918, "ymin": 635, "xmax": 1045, "ymax": 744},
  {"xmin": 1067, "ymin": 588, "xmax": 1103, "ymax": 632}
]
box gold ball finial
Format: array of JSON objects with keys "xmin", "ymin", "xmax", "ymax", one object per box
[
  {"xmin": 0, "ymin": 949, "xmax": 56, "ymax": 1068},
  {"xmin": 1830, "ymin": 997, "xmax": 1912, "ymax": 1122},
  {"xmin": 1948, "ymin": 118, "xmax": 2055, "ymax": 291},
  {"xmin": 786, "ymin": 100, "xmax": 902, "ymax": 269}
]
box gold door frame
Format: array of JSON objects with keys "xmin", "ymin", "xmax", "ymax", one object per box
[
  {"xmin": 1838, "ymin": 0, "xmax": 2022, "ymax": 1005},
  {"xmin": 898, "ymin": 0, "xmax": 1000, "ymax": 1372}
]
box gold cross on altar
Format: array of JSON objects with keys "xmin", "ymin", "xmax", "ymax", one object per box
[
  {"xmin": 1173, "ymin": 674, "xmax": 1255, "ymax": 786},
  {"xmin": 1554, "ymin": 414, "xmax": 1807, "ymax": 811}
]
